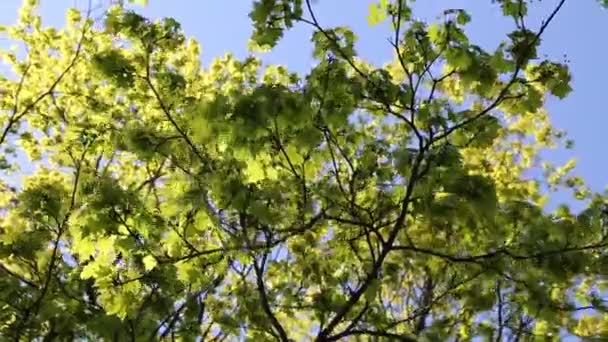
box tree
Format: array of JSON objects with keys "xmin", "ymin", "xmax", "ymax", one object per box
[{"xmin": 0, "ymin": 0, "xmax": 607, "ymax": 340}]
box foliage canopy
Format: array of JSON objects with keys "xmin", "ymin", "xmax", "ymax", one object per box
[{"xmin": 1, "ymin": 0, "xmax": 608, "ymax": 340}]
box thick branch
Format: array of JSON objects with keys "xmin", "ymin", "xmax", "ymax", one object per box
[{"xmin": 253, "ymin": 253, "xmax": 290, "ymax": 341}]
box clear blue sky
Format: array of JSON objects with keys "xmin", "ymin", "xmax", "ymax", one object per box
[{"xmin": 1, "ymin": 0, "xmax": 607, "ymax": 207}]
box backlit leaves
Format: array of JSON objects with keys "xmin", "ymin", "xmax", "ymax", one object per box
[{"xmin": 0, "ymin": 0, "xmax": 606, "ymax": 341}]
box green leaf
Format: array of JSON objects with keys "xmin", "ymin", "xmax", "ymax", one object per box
[
  {"xmin": 367, "ymin": 3, "xmax": 387, "ymax": 26},
  {"xmin": 129, "ymin": 0, "xmax": 149, "ymax": 5},
  {"xmin": 142, "ymin": 255, "xmax": 158, "ymax": 271}
]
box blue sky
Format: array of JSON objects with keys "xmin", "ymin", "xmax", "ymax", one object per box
[{"xmin": 1, "ymin": 0, "xmax": 607, "ymax": 205}]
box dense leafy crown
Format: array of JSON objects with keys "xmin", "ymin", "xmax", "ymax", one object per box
[{"xmin": 1, "ymin": 0, "xmax": 608, "ymax": 340}]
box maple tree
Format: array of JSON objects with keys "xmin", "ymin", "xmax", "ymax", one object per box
[{"xmin": 1, "ymin": 0, "xmax": 608, "ymax": 340}]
